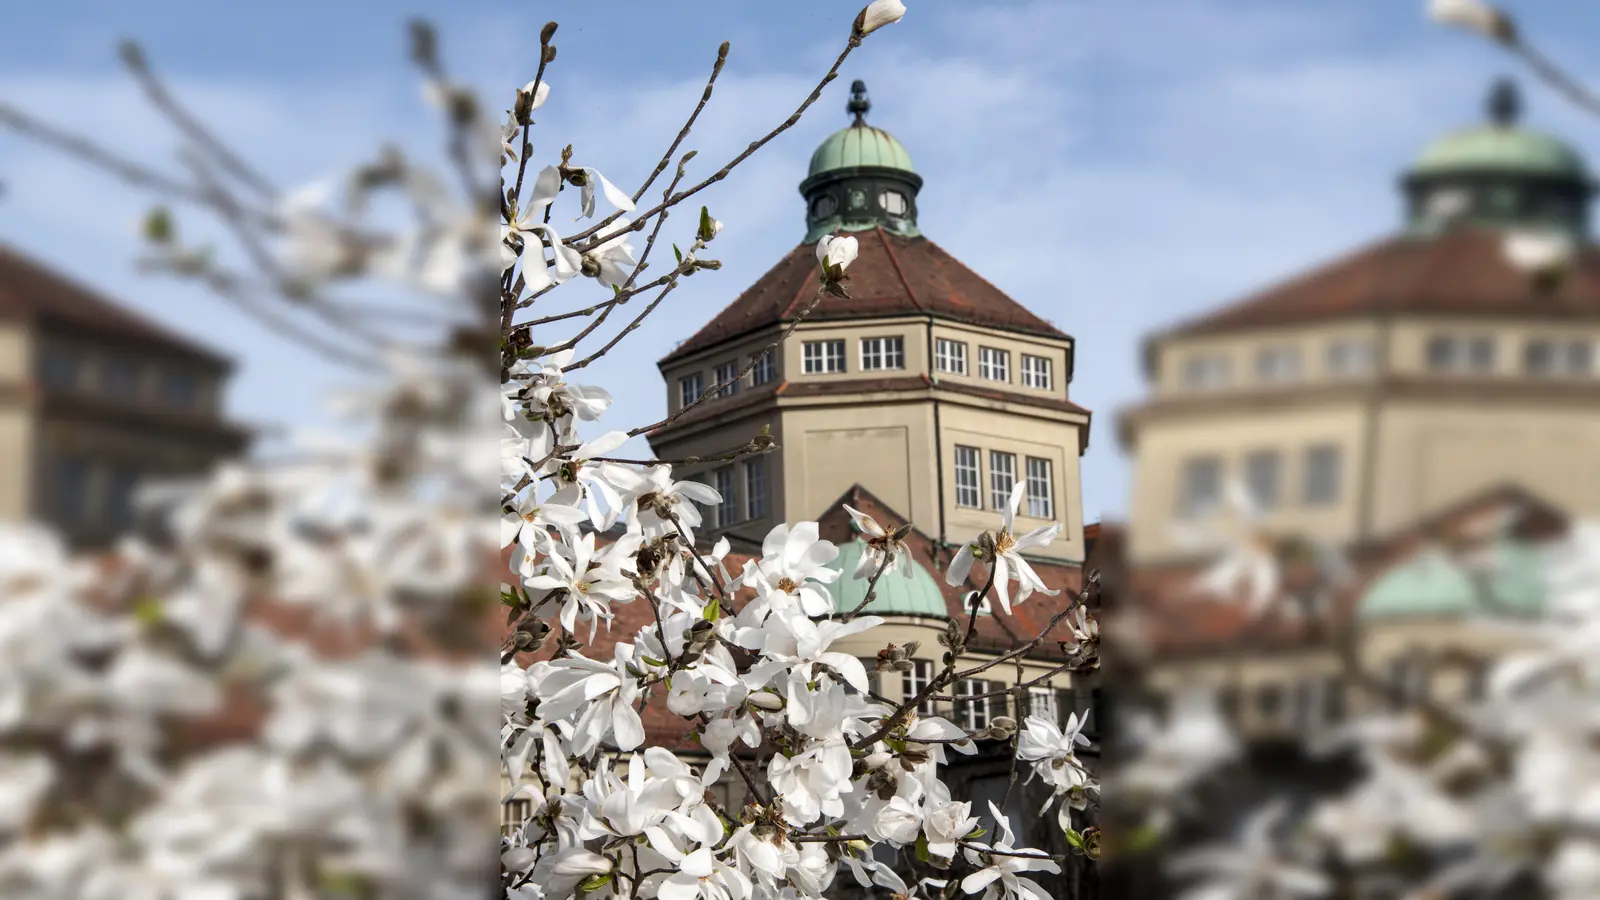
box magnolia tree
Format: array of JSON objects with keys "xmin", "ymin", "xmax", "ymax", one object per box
[{"xmin": 0, "ymin": 3, "xmax": 1103, "ymax": 899}]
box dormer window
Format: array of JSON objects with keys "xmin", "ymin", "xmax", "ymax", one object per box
[
  {"xmin": 679, "ymin": 372, "xmax": 704, "ymax": 409},
  {"xmin": 810, "ymin": 195, "xmax": 838, "ymax": 219},
  {"xmin": 880, "ymin": 190, "xmax": 907, "ymax": 216}
]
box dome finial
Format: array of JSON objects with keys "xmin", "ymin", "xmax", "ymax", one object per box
[
  {"xmin": 1488, "ymin": 76, "xmax": 1521, "ymax": 128},
  {"xmin": 847, "ymin": 79, "xmax": 870, "ymax": 126}
]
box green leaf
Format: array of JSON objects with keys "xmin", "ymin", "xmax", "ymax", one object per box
[
  {"xmin": 577, "ymin": 872, "xmax": 613, "ymax": 894},
  {"xmin": 500, "ymin": 590, "xmax": 522, "ymax": 608},
  {"xmin": 703, "ymin": 597, "xmax": 721, "ymax": 621},
  {"xmin": 914, "ymin": 835, "xmax": 930, "ymax": 863},
  {"xmin": 641, "ymin": 655, "xmax": 667, "ymax": 668},
  {"xmin": 673, "ymin": 244, "xmax": 683, "ymax": 264},
  {"xmin": 1065, "ymin": 828, "xmax": 1085, "ymax": 851},
  {"xmin": 132, "ymin": 597, "xmax": 164, "ymax": 627},
  {"xmin": 966, "ymin": 826, "xmax": 986, "ymax": 839}
]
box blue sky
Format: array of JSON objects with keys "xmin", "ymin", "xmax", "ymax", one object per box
[{"xmin": 3, "ymin": 1, "xmax": 1598, "ymax": 524}]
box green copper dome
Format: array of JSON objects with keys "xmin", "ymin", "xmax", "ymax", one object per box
[
  {"xmin": 808, "ymin": 125, "xmax": 915, "ymax": 177},
  {"xmin": 1402, "ymin": 78, "xmax": 1595, "ymax": 238},
  {"xmin": 1359, "ymin": 540, "xmax": 1545, "ymax": 619},
  {"xmin": 824, "ymin": 539, "xmax": 948, "ymax": 618},
  {"xmin": 1409, "ymin": 127, "xmax": 1587, "ymax": 181},
  {"xmin": 799, "ymin": 80, "xmax": 923, "ymax": 243}
]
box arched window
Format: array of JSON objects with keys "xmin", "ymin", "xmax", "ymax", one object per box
[
  {"xmin": 810, "ymin": 195, "xmax": 838, "ymax": 219},
  {"xmin": 880, "ymin": 190, "xmax": 907, "ymax": 215}
]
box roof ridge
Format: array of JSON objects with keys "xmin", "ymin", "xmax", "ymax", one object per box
[
  {"xmin": 875, "ymin": 227, "xmax": 925, "ymax": 312},
  {"xmin": 918, "ymin": 236, "xmax": 1067, "ymax": 338}
]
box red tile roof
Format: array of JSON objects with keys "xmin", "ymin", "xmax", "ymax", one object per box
[
  {"xmin": 660, "ymin": 228, "xmax": 1069, "ymax": 364},
  {"xmin": 0, "ymin": 243, "xmax": 232, "ymax": 368},
  {"xmin": 1162, "ymin": 229, "xmax": 1600, "ymax": 338}
]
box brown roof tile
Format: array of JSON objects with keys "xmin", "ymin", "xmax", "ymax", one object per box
[
  {"xmin": 660, "ymin": 228, "xmax": 1068, "ymax": 364},
  {"xmin": 0, "ymin": 243, "xmax": 232, "ymax": 368},
  {"xmin": 1164, "ymin": 229, "xmax": 1600, "ymax": 338}
]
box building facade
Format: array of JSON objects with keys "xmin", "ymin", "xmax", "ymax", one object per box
[{"xmin": 0, "ymin": 244, "xmax": 248, "ymax": 547}]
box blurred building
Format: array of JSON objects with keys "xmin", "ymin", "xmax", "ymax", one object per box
[
  {"xmin": 0, "ymin": 244, "xmax": 248, "ymax": 547},
  {"xmin": 1114, "ymin": 78, "xmax": 1592, "ymax": 742}
]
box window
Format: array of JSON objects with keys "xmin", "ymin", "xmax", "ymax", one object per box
[
  {"xmin": 106, "ymin": 466, "xmax": 140, "ymax": 530},
  {"xmin": 1028, "ymin": 687, "xmax": 1058, "ymax": 723},
  {"xmin": 978, "ymin": 346, "xmax": 1010, "ymax": 381},
  {"xmin": 880, "ymin": 190, "xmax": 907, "ymax": 215},
  {"xmin": 1303, "ymin": 444, "xmax": 1342, "ymax": 506},
  {"xmin": 55, "ymin": 456, "xmax": 91, "ymax": 525},
  {"xmin": 1024, "ymin": 457, "xmax": 1054, "ymax": 519},
  {"xmin": 1256, "ymin": 683, "xmax": 1283, "ymax": 723},
  {"xmin": 1524, "ymin": 338, "xmax": 1593, "ymax": 377},
  {"xmin": 713, "ymin": 466, "xmax": 736, "ymax": 526},
  {"xmin": 502, "ymin": 798, "xmax": 533, "ymax": 833},
  {"xmin": 1325, "ymin": 338, "xmax": 1374, "ymax": 377},
  {"xmin": 902, "ymin": 660, "xmax": 934, "ymax": 715},
  {"xmin": 1254, "ymin": 345, "xmax": 1302, "ymax": 383},
  {"xmin": 102, "ymin": 357, "xmax": 141, "ymax": 399},
  {"xmin": 989, "ymin": 451, "xmax": 1016, "ymax": 510},
  {"xmin": 954, "ymin": 446, "xmax": 982, "ymax": 509},
  {"xmin": 743, "ymin": 457, "xmax": 768, "ymax": 520},
  {"xmin": 1321, "ymin": 676, "xmax": 1346, "ymax": 724},
  {"xmin": 1243, "ymin": 450, "xmax": 1281, "ymax": 510},
  {"xmin": 810, "ymin": 195, "xmax": 837, "ymax": 219},
  {"xmin": 860, "ymin": 336, "xmax": 905, "ymax": 371},
  {"xmin": 1178, "ymin": 456, "xmax": 1222, "ymax": 518},
  {"xmin": 935, "ymin": 338, "xmax": 968, "ymax": 375},
  {"xmin": 679, "ymin": 372, "xmax": 704, "ymax": 409},
  {"xmin": 970, "ymin": 590, "xmax": 993, "ymax": 616},
  {"xmin": 1182, "ymin": 355, "xmax": 1231, "ymax": 390},
  {"xmin": 39, "ymin": 347, "xmax": 78, "ymax": 390},
  {"xmin": 1428, "ymin": 335, "xmax": 1496, "ymax": 373},
  {"xmin": 802, "ymin": 340, "xmax": 846, "ymax": 374},
  {"xmin": 750, "ymin": 350, "xmax": 777, "ymax": 385},
  {"xmin": 1020, "ymin": 354, "xmax": 1053, "ymax": 390},
  {"xmin": 957, "ymin": 679, "xmax": 993, "ymax": 731},
  {"xmin": 160, "ymin": 371, "xmax": 200, "ymax": 409},
  {"xmin": 714, "ymin": 361, "xmax": 739, "ymax": 397}
]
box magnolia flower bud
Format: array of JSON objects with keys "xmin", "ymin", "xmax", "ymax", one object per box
[
  {"xmin": 1428, "ymin": 0, "xmax": 1514, "ymax": 41},
  {"xmin": 748, "ymin": 691, "xmax": 784, "ymax": 710},
  {"xmin": 855, "ymin": 0, "xmax": 907, "ymax": 37},
  {"xmin": 986, "ymin": 716, "xmax": 1017, "ymax": 740}
]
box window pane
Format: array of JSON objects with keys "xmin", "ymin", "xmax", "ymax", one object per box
[
  {"xmin": 1179, "ymin": 456, "xmax": 1221, "ymax": 518},
  {"xmin": 1183, "ymin": 355, "xmax": 1230, "ymax": 389},
  {"xmin": 744, "ymin": 457, "xmax": 767, "ymax": 520},
  {"xmin": 936, "ymin": 339, "xmax": 968, "ymax": 375},
  {"xmin": 55, "ymin": 456, "xmax": 91, "ymax": 525},
  {"xmin": 751, "ymin": 350, "xmax": 777, "ymax": 385},
  {"xmin": 1566, "ymin": 340, "xmax": 1594, "ymax": 376},
  {"xmin": 713, "ymin": 362, "xmax": 739, "ymax": 397},
  {"xmin": 954, "ymin": 445, "xmax": 981, "ymax": 508},
  {"xmin": 1021, "ymin": 354, "xmax": 1053, "ymax": 390},
  {"xmin": 1426, "ymin": 335, "xmax": 1457, "ymax": 372},
  {"xmin": 106, "ymin": 466, "xmax": 141, "ymax": 530},
  {"xmin": 1028, "ymin": 687, "xmax": 1057, "ymax": 722},
  {"xmin": 959, "ymin": 679, "xmax": 991, "ymax": 731},
  {"xmin": 902, "ymin": 660, "xmax": 934, "ymax": 715},
  {"xmin": 1303, "ymin": 444, "xmax": 1341, "ymax": 506},
  {"xmin": 989, "ymin": 451, "xmax": 1016, "ymax": 510},
  {"xmin": 1255, "ymin": 346, "xmax": 1302, "ymax": 382},
  {"xmin": 1524, "ymin": 339, "xmax": 1555, "ymax": 375},
  {"xmin": 39, "ymin": 347, "xmax": 78, "ymax": 390},
  {"xmin": 978, "ymin": 347, "xmax": 1010, "ymax": 381},
  {"xmin": 714, "ymin": 467, "xmax": 736, "ymax": 526},
  {"xmin": 1468, "ymin": 337, "xmax": 1495, "ymax": 372},
  {"xmin": 103, "ymin": 358, "xmax": 141, "ymax": 399},
  {"xmin": 1244, "ymin": 450, "xmax": 1281, "ymax": 510},
  {"xmin": 1025, "ymin": 456, "xmax": 1054, "ymax": 519},
  {"xmin": 679, "ymin": 373, "xmax": 703, "ymax": 408}
]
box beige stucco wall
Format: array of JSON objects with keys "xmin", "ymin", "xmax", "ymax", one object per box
[
  {"xmin": 938, "ymin": 400, "xmax": 1084, "ymax": 561},
  {"xmin": 1151, "ymin": 322, "xmax": 1382, "ymax": 398},
  {"xmin": 780, "ymin": 399, "xmax": 937, "ymax": 527},
  {"xmin": 929, "ymin": 321, "xmax": 1073, "ymax": 399},
  {"xmin": 660, "ymin": 327, "xmax": 787, "ymax": 415},
  {"xmin": 0, "ymin": 324, "xmax": 32, "ymax": 521}
]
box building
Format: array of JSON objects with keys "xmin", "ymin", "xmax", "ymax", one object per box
[
  {"xmin": 1112, "ymin": 78, "xmax": 1595, "ymax": 745},
  {"xmin": 1121, "ymin": 78, "xmax": 1600, "ymax": 565},
  {"xmin": 0, "ymin": 244, "xmax": 248, "ymax": 547},
  {"xmin": 650, "ymin": 80, "xmax": 1091, "ymax": 567}
]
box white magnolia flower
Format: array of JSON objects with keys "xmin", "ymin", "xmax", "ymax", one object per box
[
  {"xmin": 734, "ymin": 522, "xmax": 842, "ymax": 619},
  {"xmin": 923, "ymin": 795, "xmax": 982, "ymax": 862},
  {"xmin": 1017, "ymin": 713, "xmax": 1092, "ymax": 801},
  {"xmin": 1504, "ymin": 228, "xmax": 1576, "ymax": 276},
  {"xmin": 844, "ymin": 504, "xmax": 912, "ymax": 579},
  {"xmin": 534, "ymin": 654, "xmax": 645, "ymax": 753},
  {"xmin": 1167, "ymin": 800, "xmax": 1331, "ymax": 899},
  {"xmin": 767, "ymin": 737, "xmax": 853, "ymax": 826},
  {"xmin": 815, "ymin": 234, "xmax": 859, "ymax": 279},
  {"xmin": 946, "ymin": 481, "xmax": 1060, "ymax": 614},
  {"xmin": 959, "ymin": 803, "xmax": 1061, "ymax": 900},
  {"xmin": 857, "ymin": 0, "xmax": 908, "ymax": 36}
]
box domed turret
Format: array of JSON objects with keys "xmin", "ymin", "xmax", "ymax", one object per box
[
  {"xmin": 823, "ymin": 539, "xmax": 948, "ymax": 619},
  {"xmin": 1403, "ymin": 77, "xmax": 1595, "ymax": 237},
  {"xmin": 799, "ymin": 80, "xmax": 924, "ymax": 243}
]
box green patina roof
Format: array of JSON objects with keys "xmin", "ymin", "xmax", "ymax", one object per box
[
  {"xmin": 823, "ymin": 539, "xmax": 947, "ymax": 618},
  {"xmin": 1410, "ymin": 127, "xmax": 1589, "ymax": 181},
  {"xmin": 808, "ymin": 124, "xmax": 915, "ymax": 178},
  {"xmin": 1359, "ymin": 540, "xmax": 1547, "ymax": 619}
]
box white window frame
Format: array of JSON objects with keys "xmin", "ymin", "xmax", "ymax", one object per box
[
  {"xmin": 1020, "ymin": 354, "xmax": 1053, "ymax": 390},
  {"xmin": 802, "ymin": 340, "xmax": 846, "ymax": 374},
  {"xmin": 750, "ymin": 350, "xmax": 777, "ymax": 385},
  {"xmin": 989, "ymin": 451, "xmax": 1017, "ymax": 511},
  {"xmin": 1025, "ymin": 456, "xmax": 1054, "ymax": 520},
  {"xmin": 743, "ymin": 456, "xmax": 768, "ymax": 520},
  {"xmin": 679, "ymin": 372, "xmax": 704, "ymax": 409},
  {"xmin": 953, "ymin": 445, "xmax": 982, "ymax": 509},
  {"xmin": 1028, "ymin": 686, "xmax": 1059, "ymax": 723},
  {"xmin": 936, "ymin": 338, "xmax": 968, "ymax": 375},
  {"xmin": 978, "ymin": 346, "xmax": 1010, "ymax": 382},
  {"xmin": 713, "ymin": 361, "xmax": 739, "ymax": 398},
  {"xmin": 860, "ymin": 336, "xmax": 905, "ymax": 371},
  {"xmin": 903, "ymin": 660, "xmax": 934, "ymax": 715},
  {"xmin": 957, "ymin": 679, "xmax": 992, "ymax": 731},
  {"xmin": 713, "ymin": 466, "xmax": 736, "ymax": 526},
  {"xmin": 503, "ymin": 797, "xmax": 534, "ymax": 833}
]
